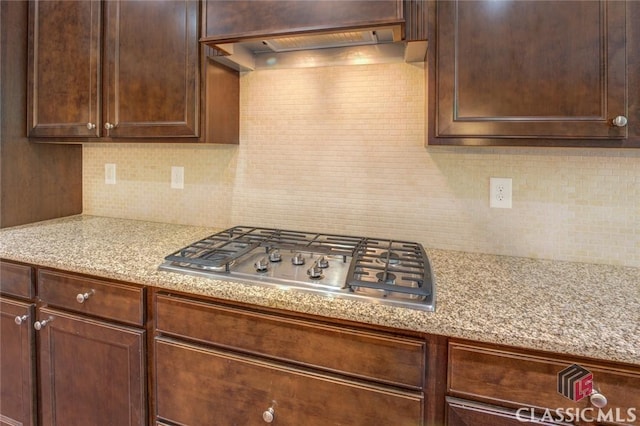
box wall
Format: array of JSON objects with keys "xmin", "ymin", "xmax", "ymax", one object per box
[{"xmin": 83, "ymin": 62, "xmax": 640, "ymax": 267}]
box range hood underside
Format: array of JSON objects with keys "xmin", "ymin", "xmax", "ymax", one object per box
[{"xmin": 207, "ymin": 27, "xmax": 427, "ymax": 71}]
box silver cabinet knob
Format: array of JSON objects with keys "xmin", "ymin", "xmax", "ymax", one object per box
[
  {"xmin": 76, "ymin": 289, "xmax": 95, "ymax": 304},
  {"xmin": 34, "ymin": 317, "xmax": 53, "ymax": 331},
  {"xmin": 104, "ymin": 122, "xmax": 115, "ymax": 130},
  {"xmin": 612, "ymin": 115, "xmax": 628, "ymax": 127},
  {"xmin": 262, "ymin": 407, "xmax": 275, "ymax": 423},
  {"xmin": 590, "ymin": 390, "xmax": 608, "ymax": 408},
  {"xmin": 86, "ymin": 122, "xmax": 96, "ymax": 130},
  {"xmin": 14, "ymin": 314, "xmax": 29, "ymax": 325}
]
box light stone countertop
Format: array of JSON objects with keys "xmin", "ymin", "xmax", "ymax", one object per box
[{"xmin": 1, "ymin": 215, "xmax": 638, "ymax": 366}]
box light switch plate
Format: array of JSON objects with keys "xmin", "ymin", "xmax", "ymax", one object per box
[
  {"xmin": 171, "ymin": 166, "xmax": 184, "ymax": 189},
  {"xmin": 105, "ymin": 163, "xmax": 116, "ymax": 185}
]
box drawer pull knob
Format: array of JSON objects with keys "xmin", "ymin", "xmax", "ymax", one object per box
[
  {"xmin": 86, "ymin": 122, "xmax": 96, "ymax": 130},
  {"xmin": 76, "ymin": 289, "xmax": 95, "ymax": 304},
  {"xmin": 14, "ymin": 314, "xmax": 29, "ymax": 325},
  {"xmin": 590, "ymin": 390, "xmax": 608, "ymax": 408},
  {"xmin": 34, "ymin": 317, "xmax": 53, "ymax": 331},
  {"xmin": 262, "ymin": 402, "xmax": 276, "ymax": 423},
  {"xmin": 612, "ymin": 115, "xmax": 628, "ymax": 127}
]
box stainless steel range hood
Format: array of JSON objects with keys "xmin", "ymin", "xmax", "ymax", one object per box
[{"xmin": 206, "ymin": 26, "xmax": 427, "ymax": 71}]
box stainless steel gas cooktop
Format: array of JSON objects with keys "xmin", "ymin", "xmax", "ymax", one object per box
[{"xmin": 159, "ymin": 226, "xmax": 435, "ymax": 311}]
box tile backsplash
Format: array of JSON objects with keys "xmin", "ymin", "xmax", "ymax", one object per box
[{"xmin": 83, "ymin": 62, "xmax": 640, "ymax": 267}]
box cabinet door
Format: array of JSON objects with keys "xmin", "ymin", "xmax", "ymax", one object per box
[
  {"xmin": 0, "ymin": 298, "xmax": 36, "ymax": 426},
  {"xmin": 37, "ymin": 308, "xmax": 145, "ymax": 426},
  {"xmin": 27, "ymin": 0, "xmax": 102, "ymax": 137},
  {"xmin": 155, "ymin": 338, "xmax": 424, "ymax": 426},
  {"xmin": 103, "ymin": 0, "xmax": 199, "ymax": 138},
  {"xmin": 430, "ymin": 0, "xmax": 627, "ymax": 145}
]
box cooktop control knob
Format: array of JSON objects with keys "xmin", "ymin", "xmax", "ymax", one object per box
[
  {"xmin": 307, "ymin": 265, "xmax": 323, "ymax": 279},
  {"xmin": 316, "ymin": 256, "xmax": 329, "ymax": 268},
  {"xmin": 268, "ymin": 250, "xmax": 282, "ymax": 262},
  {"xmin": 292, "ymin": 252, "xmax": 305, "ymax": 265},
  {"xmin": 255, "ymin": 257, "xmax": 269, "ymax": 272}
]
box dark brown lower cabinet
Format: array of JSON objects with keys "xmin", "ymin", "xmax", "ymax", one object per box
[
  {"xmin": 0, "ymin": 297, "xmax": 36, "ymax": 426},
  {"xmin": 36, "ymin": 307, "xmax": 146, "ymax": 426},
  {"xmin": 447, "ymin": 340, "xmax": 640, "ymax": 426},
  {"xmin": 153, "ymin": 291, "xmax": 430, "ymax": 425},
  {"xmin": 155, "ymin": 337, "xmax": 423, "ymax": 425}
]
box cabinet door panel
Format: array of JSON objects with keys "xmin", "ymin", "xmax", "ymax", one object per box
[
  {"xmin": 103, "ymin": 0, "xmax": 199, "ymax": 137},
  {"xmin": 0, "ymin": 298, "xmax": 35, "ymax": 426},
  {"xmin": 155, "ymin": 338, "xmax": 423, "ymax": 426},
  {"xmin": 27, "ymin": 0, "xmax": 101, "ymax": 137},
  {"xmin": 38, "ymin": 308, "xmax": 145, "ymax": 426},
  {"xmin": 432, "ymin": 0, "xmax": 627, "ymax": 142}
]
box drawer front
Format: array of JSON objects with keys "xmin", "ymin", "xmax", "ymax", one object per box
[
  {"xmin": 448, "ymin": 342, "xmax": 640, "ymax": 423},
  {"xmin": 0, "ymin": 260, "xmax": 35, "ymax": 299},
  {"xmin": 446, "ymin": 397, "xmax": 562, "ymax": 426},
  {"xmin": 38, "ymin": 270, "xmax": 144, "ymax": 326},
  {"xmin": 155, "ymin": 293, "xmax": 426, "ymax": 389},
  {"xmin": 155, "ymin": 338, "xmax": 424, "ymax": 426}
]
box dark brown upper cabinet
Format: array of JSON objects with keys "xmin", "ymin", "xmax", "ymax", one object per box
[
  {"xmin": 202, "ymin": 0, "xmax": 427, "ymax": 44},
  {"xmin": 28, "ymin": 0, "xmax": 200, "ymax": 139},
  {"xmin": 428, "ymin": 0, "xmax": 638, "ymax": 147}
]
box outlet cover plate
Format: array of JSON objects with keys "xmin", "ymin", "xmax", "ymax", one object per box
[{"xmin": 490, "ymin": 177, "xmax": 512, "ymax": 208}]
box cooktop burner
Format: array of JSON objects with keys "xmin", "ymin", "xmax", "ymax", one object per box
[{"xmin": 159, "ymin": 226, "xmax": 435, "ymax": 311}]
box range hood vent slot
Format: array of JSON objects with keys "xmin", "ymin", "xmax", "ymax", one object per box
[{"xmin": 262, "ymin": 30, "xmax": 384, "ymax": 53}]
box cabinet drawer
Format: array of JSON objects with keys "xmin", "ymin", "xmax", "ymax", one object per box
[
  {"xmin": 155, "ymin": 338, "xmax": 423, "ymax": 426},
  {"xmin": 38, "ymin": 270, "xmax": 144, "ymax": 326},
  {"xmin": 155, "ymin": 293, "xmax": 425, "ymax": 389},
  {"xmin": 0, "ymin": 260, "xmax": 35, "ymax": 299},
  {"xmin": 446, "ymin": 397, "xmax": 560, "ymax": 426},
  {"xmin": 448, "ymin": 342, "xmax": 640, "ymax": 419}
]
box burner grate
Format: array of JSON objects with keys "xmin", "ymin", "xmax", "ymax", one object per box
[{"xmin": 346, "ymin": 239, "xmax": 433, "ymax": 298}]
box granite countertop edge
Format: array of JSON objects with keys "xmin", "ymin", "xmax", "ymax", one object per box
[{"xmin": 1, "ymin": 215, "xmax": 638, "ymax": 367}]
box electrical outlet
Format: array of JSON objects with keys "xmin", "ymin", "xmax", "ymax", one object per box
[
  {"xmin": 105, "ymin": 163, "xmax": 116, "ymax": 184},
  {"xmin": 171, "ymin": 166, "xmax": 184, "ymax": 189},
  {"xmin": 490, "ymin": 177, "xmax": 512, "ymax": 208}
]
